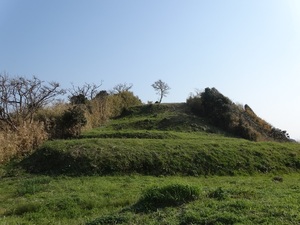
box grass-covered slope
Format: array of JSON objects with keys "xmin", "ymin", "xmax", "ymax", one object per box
[{"xmin": 21, "ymin": 103, "xmax": 300, "ymax": 176}]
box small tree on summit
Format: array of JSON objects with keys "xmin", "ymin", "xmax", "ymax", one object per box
[{"xmin": 151, "ymin": 79, "xmax": 170, "ymax": 103}]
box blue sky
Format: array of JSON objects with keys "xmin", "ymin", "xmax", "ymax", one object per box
[{"xmin": 0, "ymin": 0, "xmax": 300, "ymax": 140}]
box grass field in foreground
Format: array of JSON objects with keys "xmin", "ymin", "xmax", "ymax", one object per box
[{"xmin": 0, "ymin": 174, "xmax": 300, "ymax": 224}]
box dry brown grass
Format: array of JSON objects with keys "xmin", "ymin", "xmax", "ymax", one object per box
[
  {"xmin": 84, "ymin": 99, "xmax": 110, "ymax": 130},
  {"xmin": 0, "ymin": 121, "xmax": 47, "ymax": 164}
]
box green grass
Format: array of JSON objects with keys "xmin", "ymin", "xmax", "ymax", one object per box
[
  {"xmin": 1, "ymin": 174, "xmax": 300, "ymax": 224},
  {"xmin": 1, "ymin": 103, "xmax": 300, "ymax": 224},
  {"xmin": 21, "ymin": 134, "xmax": 300, "ymax": 176},
  {"xmin": 133, "ymin": 184, "xmax": 200, "ymax": 212}
]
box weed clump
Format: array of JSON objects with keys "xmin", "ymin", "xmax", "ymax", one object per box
[
  {"xmin": 133, "ymin": 184, "xmax": 199, "ymax": 212},
  {"xmin": 208, "ymin": 187, "xmax": 228, "ymax": 200}
]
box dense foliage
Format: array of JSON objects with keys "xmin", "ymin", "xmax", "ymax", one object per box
[{"xmin": 187, "ymin": 87, "xmax": 292, "ymax": 142}]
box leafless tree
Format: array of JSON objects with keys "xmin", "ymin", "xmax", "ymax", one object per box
[
  {"xmin": 68, "ymin": 82, "xmax": 103, "ymax": 102},
  {"xmin": 151, "ymin": 79, "xmax": 171, "ymax": 103},
  {"xmin": 110, "ymin": 83, "xmax": 133, "ymax": 94},
  {"xmin": 0, "ymin": 73, "xmax": 65, "ymax": 130}
]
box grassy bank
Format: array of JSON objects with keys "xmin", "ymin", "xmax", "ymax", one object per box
[{"xmin": 21, "ymin": 131, "xmax": 300, "ymax": 176}]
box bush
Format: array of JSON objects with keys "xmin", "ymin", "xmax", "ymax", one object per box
[
  {"xmin": 35, "ymin": 103, "xmax": 70, "ymax": 139},
  {"xmin": 37, "ymin": 90, "xmax": 143, "ymax": 135},
  {"xmin": 187, "ymin": 88, "xmax": 235, "ymax": 129},
  {"xmin": 36, "ymin": 104, "xmax": 87, "ymax": 139},
  {"xmin": 133, "ymin": 184, "xmax": 199, "ymax": 212},
  {"xmin": 186, "ymin": 87, "xmax": 292, "ymax": 142},
  {"xmin": 58, "ymin": 106, "xmax": 87, "ymax": 138},
  {"xmin": 69, "ymin": 94, "xmax": 87, "ymax": 105},
  {"xmin": 107, "ymin": 91, "xmax": 142, "ymax": 118},
  {"xmin": 186, "ymin": 92, "xmax": 202, "ymax": 115}
]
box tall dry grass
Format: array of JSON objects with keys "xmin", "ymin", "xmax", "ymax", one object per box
[
  {"xmin": 35, "ymin": 103, "xmax": 70, "ymax": 139},
  {"xmin": 84, "ymin": 98, "xmax": 110, "ymax": 130},
  {"xmin": 0, "ymin": 121, "xmax": 47, "ymax": 164}
]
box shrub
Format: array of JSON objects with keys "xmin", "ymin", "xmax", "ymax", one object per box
[
  {"xmin": 187, "ymin": 88, "xmax": 235, "ymax": 129},
  {"xmin": 133, "ymin": 184, "xmax": 199, "ymax": 212},
  {"xmin": 45, "ymin": 89, "xmax": 143, "ymax": 133},
  {"xmin": 69, "ymin": 94, "xmax": 87, "ymax": 105},
  {"xmin": 36, "ymin": 103, "xmax": 88, "ymax": 139},
  {"xmin": 186, "ymin": 96, "xmax": 202, "ymax": 114},
  {"xmin": 186, "ymin": 87, "xmax": 292, "ymax": 142},
  {"xmin": 35, "ymin": 102, "xmax": 70, "ymax": 139},
  {"xmin": 58, "ymin": 106, "xmax": 87, "ymax": 138},
  {"xmin": 107, "ymin": 91, "xmax": 142, "ymax": 118}
]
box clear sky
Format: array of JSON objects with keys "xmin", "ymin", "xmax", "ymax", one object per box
[{"xmin": 0, "ymin": 0, "xmax": 300, "ymax": 140}]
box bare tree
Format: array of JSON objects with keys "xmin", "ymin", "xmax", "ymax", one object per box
[
  {"xmin": 0, "ymin": 73, "xmax": 65, "ymax": 130},
  {"xmin": 68, "ymin": 82, "xmax": 103, "ymax": 104},
  {"xmin": 151, "ymin": 79, "xmax": 171, "ymax": 103},
  {"xmin": 110, "ymin": 83, "xmax": 133, "ymax": 94}
]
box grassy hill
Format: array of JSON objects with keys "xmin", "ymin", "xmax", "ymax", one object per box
[
  {"xmin": 1, "ymin": 102, "xmax": 300, "ymax": 224},
  {"xmin": 20, "ymin": 103, "xmax": 300, "ymax": 176}
]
